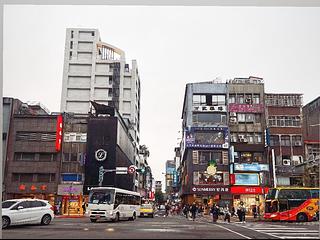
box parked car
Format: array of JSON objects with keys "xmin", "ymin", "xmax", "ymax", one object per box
[
  {"xmin": 140, "ymin": 204, "xmax": 155, "ymax": 218},
  {"xmin": 2, "ymin": 199, "xmax": 55, "ymax": 229}
]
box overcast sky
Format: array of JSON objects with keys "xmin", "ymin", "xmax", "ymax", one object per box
[{"xmin": 3, "ymin": 5, "xmax": 320, "ymax": 184}]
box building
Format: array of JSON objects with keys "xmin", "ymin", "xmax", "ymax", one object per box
[
  {"xmin": 57, "ymin": 113, "xmax": 88, "ymax": 215},
  {"xmin": 3, "ymin": 99, "xmax": 62, "ymax": 207},
  {"xmin": 180, "ymin": 81, "xmax": 230, "ymax": 206},
  {"xmin": 155, "ymin": 181, "xmax": 162, "ymax": 193},
  {"xmin": 165, "ymin": 160, "xmax": 176, "ymax": 200},
  {"xmin": 60, "ymin": 28, "xmax": 144, "ymax": 195},
  {"xmin": 302, "ymin": 96, "xmax": 320, "ymax": 187},
  {"xmin": 265, "ymin": 93, "xmax": 304, "ymax": 187},
  {"xmin": 83, "ymin": 102, "xmax": 137, "ymax": 193},
  {"xmin": 228, "ymin": 77, "xmax": 269, "ymax": 211}
]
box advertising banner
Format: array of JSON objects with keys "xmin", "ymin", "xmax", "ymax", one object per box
[
  {"xmin": 234, "ymin": 173, "xmax": 260, "ymax": 186},
  {"xmin": 185, "ymin": 127, "xmax": 229, "ymax": 149},
  {"xmin": 229, "ymin": 103, "xmax": 264, "ymax": 113},
  {"xmin": 58, "ymin": 184, "xmax": 83, "ymax": 195},
  {"xmin": 234, "ymin": 163, "xmax": 269, "ymax": 172}
]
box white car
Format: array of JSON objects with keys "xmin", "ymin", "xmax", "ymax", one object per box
[{"xmin": 2, "ymin": 199, "xmax": 55, "ymax": 229}]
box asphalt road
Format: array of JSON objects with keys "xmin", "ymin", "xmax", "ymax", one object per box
[{"xmin": 2, "ymin": 215, "xmax": 320, "ymax": 239}]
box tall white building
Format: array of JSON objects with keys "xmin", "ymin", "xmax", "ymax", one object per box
[{"xmin": 60, "ymin": 28, "xmax": 141, "ymax": 144}]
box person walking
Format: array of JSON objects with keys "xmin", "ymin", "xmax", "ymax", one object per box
[
  {"xmin": 190, "ymin": 203, "xmax": 197, "ymax": 221},
  {"xmin": 165, "ymin": 204, "xmax": 170, "ymax": 217},
  {"xmin": 211, "ymin": 204, "xmax": 220, "ymax": 223},
  {"xmin": 252, "ymin": 205, "xmax": 258, "ymax": 219},
  {"xmin": 223, "ymin": 205, "xmax": 231, "ymax": 223},
  {"xmin": 183, "ymin": 204, "xmax": 189, "ymax": 218},
  {"xmin": 239, "ymin": 202, "xmax": 246, "ymax": 223}
]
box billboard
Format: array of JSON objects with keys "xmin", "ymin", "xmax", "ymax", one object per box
[
  {"xmin": 234, "ymin": 173, "xmax": 260, "ymax": 186},
  {"xmin": 185, "ymin": 127, "xmax": 229, "ymax": 149},
  {"xmin": 234, "ymin": 163, "xmax": 269, "ymax": 172}
]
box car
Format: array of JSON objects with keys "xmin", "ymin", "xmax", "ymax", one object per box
[
  {"xmin": 2, "ymin": 199, "xmax": 55, "ymax": 229},
  {"xmin": 139, "ymin": 204, "xmax": 155, "ymax": 218}
]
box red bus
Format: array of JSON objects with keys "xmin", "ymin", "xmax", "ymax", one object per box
[{"xmin": 264, "ymin": 187, "xmax": 319, "ymax": 222}]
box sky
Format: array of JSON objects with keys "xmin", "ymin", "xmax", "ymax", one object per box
[{"xmin": 3, "ymin": 5, "xmax": 320, "ymax": 185}]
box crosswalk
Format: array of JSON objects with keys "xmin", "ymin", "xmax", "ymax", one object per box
[{"xmin": 237, "ymin": 222, "xmax": 319, "ymax": 239}]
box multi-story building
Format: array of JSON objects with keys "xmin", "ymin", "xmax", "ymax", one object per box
[
  {"xmin": 83, "ymin": 103, "xmax": 137, "ymax": 193},
  {"xmin": 165, "ymin": 160, "xmax": 176, "ymax": 200},
  {"xmin": 302, "ymin": 96, "xmax": 320, "ymax": 187},
  {"xmin": 60, "ymin": 28, "xmax": 142, "ymax": 193},
  {"xmin": 57, "ymin": 113, "xmax": 88, "ymax": 215},
  {"xmin": 180, "ymin": 81, "xmax": 230, "ymax": 206},
  {"xmin": 3, "ymin": 100, "xmax": 62, "ymax": 207},
  {"xmin": 227, "ymin": 77, "xmax": 269, "ymax": 211},
  {"xmin": 265, "ymin": 93, "xmax": 304, "ymax": 187},
  {"xmin": 155, "ymin": 181, "xmax": 163, "ymax": 193}
]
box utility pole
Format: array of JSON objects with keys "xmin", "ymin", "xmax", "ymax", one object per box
[{"xmin": 271, "ymin": 149, "xmax": 277, "ymax": 188}]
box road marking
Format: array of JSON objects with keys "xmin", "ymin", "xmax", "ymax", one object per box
[
  {"xmin": 138, "ymin": 229, "xmax": 182, "ymax": 233},
  {"xmin": 106, "ymin": 228, "xmax": 115, "ymax": 232},
  {"xmin": 83, "ymin": 228, "xmax": 89, "ymax": 231},
  {"xmin": 232, "ymin": 223, "xmax": 281, "ymax": 239},
  {"xmin": 214, "ymin": 224, "xmax": 252, "ymax": 239}
]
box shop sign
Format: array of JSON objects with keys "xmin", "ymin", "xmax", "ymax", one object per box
[
  {"xmin": 55, "ymin": 115, "xmax": 63, "ymax": 152},
  {"xmin": 191, "ymin": 186, "xmax": 230, "ymax": 194},
  {"xmin": 231, "ymin": 186, "xmax": 269, "ymax": 195},
  {"xmin": 234, "ymin": 163, "xmax": 269, "ymax": 172},
  {"xmin": 229, "ymin": 103, "xmax": 264, "ymax": 113},
  {"xmin": 58, "ymin": 184, "xmax": 83, "ymax": 195},
  {"xmin": 234, "ymin": 173, "xmax": 260, "ymax": 186},
  {"xmin": 19, "ymin": 184, "xmax": 26, "ymax": 191},
  {"xmin": 30, "ymin": 185, "xmax": 37, "ymax": 191}
]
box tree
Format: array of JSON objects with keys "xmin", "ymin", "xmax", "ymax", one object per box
[{"xmin": 155, "ymin": 191, "xmax": 164, "ymax": 204}]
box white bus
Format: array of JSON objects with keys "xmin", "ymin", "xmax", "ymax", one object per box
[{"xmin": 86, "ymin": 187, "xmax": 141, "ymax": 223}]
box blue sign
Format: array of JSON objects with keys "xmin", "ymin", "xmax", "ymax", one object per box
[
  {"xmin": 234, "ymin": 163, "xmax": 269, "ymax": 172},
  {"xmin": 173, "ymin": 170, "xmax": 179, "ymax": 187},
  {"xmin": 235, "ymin": 173, "xmax": 260, "ymax": 186}
]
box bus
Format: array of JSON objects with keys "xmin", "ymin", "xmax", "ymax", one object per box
[
  {"xmin": 86, "ymin": 187, "xmax": 141, "ymax": 223},
  {"xmin": 264, "ymin": 187, "xmax": 319, "ymax": 222}
]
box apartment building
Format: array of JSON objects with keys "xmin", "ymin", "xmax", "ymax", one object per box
[{"xmin": 265, "ymin": 93, "xmax": 304, "ymax": 186}]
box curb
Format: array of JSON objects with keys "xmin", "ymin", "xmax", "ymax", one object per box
[{"xmin": 55, "ymin": 215, "xmax": 86, "ymax": 219}]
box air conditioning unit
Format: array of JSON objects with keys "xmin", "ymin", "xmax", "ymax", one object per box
[
  {"xmin": 295, "ymin": 141, "xmax": 302, "ymax": 146},
  {"xmin": 230, "ymin": 112, "xmax": 237, "ymax": 117},
  {"xmin": 283, "ymin": 159, "xmax": 291, "ymax": 166},
  {"xmin": 240, "ymin": 138, "xmax": 248, "ymax": 143},
  {"xmin": 229, "ymin": 118, "xmax": 237, "ymax": 124},
  {"xmin": 245, "ymin": 98, "xmax": 252, "ymax": 104}
]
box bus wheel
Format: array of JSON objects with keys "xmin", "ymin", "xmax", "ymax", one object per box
[{"xmin": 297, "ymin": 213, "xmax": 308, "ymax": 222}]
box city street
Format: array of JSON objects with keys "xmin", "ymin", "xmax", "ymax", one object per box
[{"xmin": 2, "ymin": 215, "xmax": 319, "ymax": 239}]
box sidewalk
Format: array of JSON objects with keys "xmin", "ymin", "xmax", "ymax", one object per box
[{"xmin": 55, "ymin": 215, "xmax": 86, "ymax": 219}]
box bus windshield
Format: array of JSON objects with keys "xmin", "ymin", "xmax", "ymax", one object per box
[{"xmin": 89, "ymin": 189, "xmax": 115, "ymax": 204}]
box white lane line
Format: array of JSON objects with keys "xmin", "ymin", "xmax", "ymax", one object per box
[
  {"xmin": 232, "ymin": 223, "xmax": 281, "ymax": 239},
  {"xmin": 214, "ymin": 224, "xmax": 252, "ymax": 239},
  {"xmin": 281, "ymin": 237, "xmax": 319, "ymax": 239},
  {"xmin": 258, "ymin": 230, "xmax": 319, "ymax": 233}
]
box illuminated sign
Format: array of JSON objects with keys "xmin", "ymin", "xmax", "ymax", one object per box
[
  {"xmin": 55, "ymin": 115, "xmax": 63, "ymax": 152},
  {"xmin": 231, "ymin": 186, "xmax": 269, "ymax": 194},
  {"xmin": 229, "ymin": 103, "xmax": 264, "ymax": 113},
  {"xmin": 234, "ymin": 164, "xmax": 269, "ymax": 172}
]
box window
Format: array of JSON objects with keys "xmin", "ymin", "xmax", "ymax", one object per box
[
  {"xmin": 212, "ymin": 95, "xmax": 226, "ymax": 106},
  {"xmin": 20, "ymin": 174, "xmax": 34, "ymax": 182},
  {"xmin": 229, "ymin": 95, "xmax": 236, "ymax": 104},
  {"xmin": 270, "ymin": 135, "xmax": 280, "ymax": 146},
  {"xmin": 245, "ymin": 94, "xmax": 252, "ymax": 104},
  {"xmin": 37, "ymin": 174, "xmax": 55, "ymax": 183},
  {"xmin": 292, "ymin": 136, "xmax": 302, "ymax": 146},
  {"xmin": 14, "ymin": 201, "xmax": 32, "ymax": 210},
  {"xmin": 268, "ymin": 116, "xmax": 276, "ymax": 126},
  {"xmin": 192, "ymin": 113, "xmax": 227, "ymax": 125},
  {"xmin": 15, "ymin": 153, "xmax": 35, "ymax": 161},
  {"xmin": 293, "ymin": 117, "xmax": 301, "ymax": 127},
  {"xmin": 238, "ymin": 94, "xmax": 244, "ymax": 104},
  {"xmin": 198, "ymin": 151, "xmax": 222, "ymax": 165},
  {"xmin": 237, "ymin": 114, "xmax": 246, "ymax": 123},
  {"xmin": 3, "ymin": 132, "xmax": 7, "ymax": 140},
  {"xmin": 71, "ymin": 30, "xmax": 74, "ymax": 38},
  {"xmin": 240, "ymin": 152, "xmax": 253, "ymax": 163},
  {"xmin": 193, "ymin": 95, "xmax": 206, "ymax": 106},
  {"xmin": 246, "ymin": 114, "xmax": 255, "ymax": 123},
  {"xmin": 255, "ymin": 134, "xmax": 262, "ymax": 144},
  {"xmin": 278, "ymin": 189, "xmax": 311, "ymax": 200},
  {"xmin": 253, "ymin": 94, "xmax": 260, "ymax": 104},
  {"xmin": 30, "ymin": 201, "xmax": 46, "ymax": 208},
  {"xmin": 255, "ymin": 114, "xmax": 261, "ymax": 123},
  {"xmin": 253, "ymin": 153, "xmax": 263, "ymax": 162},
  {"xmin": 231, "ymin": 133, "xmax": 238, "ymax": 143},
  {"xmin": 281, "ymin": 136, "xmax": 291, "ymax": 146},
  {"xmin": 69, "ymin": 51, "xmax": 72, "ymax": 60},
  {"xmin": 70, "ymin": 41, "xmax": 73, "ymax": 49},
  {"xmin": 39, "ymin": 153, "xmax": 56, "ymax": 162},
  {"xmin": 194, "ymin": 131, "xmax": 225, "ymax": 145},
  {"xmin": 247, "ymin": 134, "xmax": 254, "ymax": 144},
  {"xmin": 91, "ymin": 32, "xmax": 95, "ymax": 36}
]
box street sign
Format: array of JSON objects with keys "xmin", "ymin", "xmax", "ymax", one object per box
[
  {"xmin": 128, "ymin": 165, "xmax": 136, "ymax": 174},
  {"xmin": 116, "ymin": 167, "xmax": 128, "ymax": 175},
  {"xmin": 95, "ymin": 149, "xmax": 107, "ymax": 162}
]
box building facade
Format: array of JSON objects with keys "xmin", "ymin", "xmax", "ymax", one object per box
[
  {"xmin": 302, "ymin": 97, "xmax": 320, "ymax": 187},
  {"xmin": 228, "ymin": 77, "xmax": 269, "ymax": 212},
  {"xmin": 4, "ymin": 101, "xmax": 62, "ymax": 207},
  {"xmin": 180, "ymin": 82, "xmax": 231, "ymax": 206},
  {"xmin": 265, "ymin": 93, "xmax": 304, "ymax": 187}
]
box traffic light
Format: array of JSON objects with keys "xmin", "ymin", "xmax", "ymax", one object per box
[{"xmin": 136, "ymin": 168, "xmax": 146, "ymax": 174}]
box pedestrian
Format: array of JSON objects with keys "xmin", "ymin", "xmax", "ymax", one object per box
[
  {"xmin": 224, "ymin": 205, "xmax": 231, "ymax": 223},
  {"xmin": 183, "ymin": 204, "xmax": 189, "ymax": 218},
  {"xmin": 239, "ymin": 202, "xmax": 246, "ymax": 223},
  {"xmin": 252, "ymin": 205, "xmax": 257, "ymax": 219},
  {"xmin": 190, "ymin": 203, "xmax": 197, "ymax": 221},
  {"xmin": 231, "ymin": 206, "xmax": 236, "ymax": 217},
  {"xmin": 211, "ymin": 204, "xmax": 220, "ymax": 223},
  {"xmin": 82, "ymin": 201, "xmax": 86, "ymax": 215},
  {"xmin": 165, "ymin": 204, "xmax": 170, "ymax": 217}
]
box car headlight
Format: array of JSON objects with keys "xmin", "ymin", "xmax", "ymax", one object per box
[{"xmin": 109, "ymin": 211, "xmax": 113, "ymax": 215}]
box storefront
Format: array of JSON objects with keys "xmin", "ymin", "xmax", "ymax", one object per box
[
  {"xmin": 231, "ymin": 186, "xmax": 269, "ymax": 215},
  {"xmin": 57, "ymin": 184, "xmax": 84, "ymax": 216}
]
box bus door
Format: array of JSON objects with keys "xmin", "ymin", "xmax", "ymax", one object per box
[{"xmin": 278, "ymin": 199, "xmax": 289, "ymax": 221}]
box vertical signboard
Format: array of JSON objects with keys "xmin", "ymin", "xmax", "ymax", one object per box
[{"xmin": 55, "ymin": 115, "xmax": 63, "ymax": 152}]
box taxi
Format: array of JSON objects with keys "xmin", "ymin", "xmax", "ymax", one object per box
[{"xmin": 139, "ymin": 204, "xmax": 155, "ymax": 218}]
